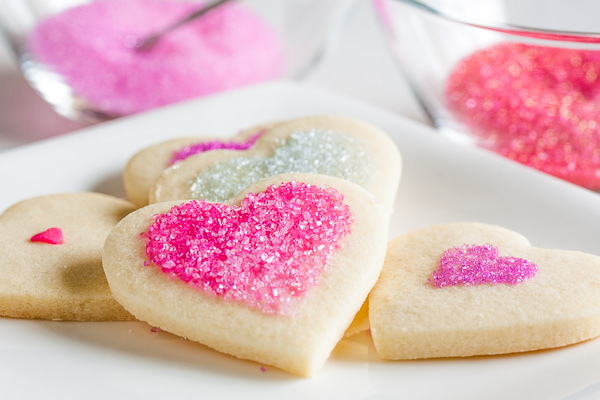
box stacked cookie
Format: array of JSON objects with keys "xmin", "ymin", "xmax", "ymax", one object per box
[
  {"xmin": 107, "ymin": 115, "xmax": 402, "ymax": 376},
  {"xmin": 1, "ymin": 115, "xmax": 600, "ymax": 378}
]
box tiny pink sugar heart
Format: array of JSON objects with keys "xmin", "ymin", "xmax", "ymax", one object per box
[
  {"xmin": 103, "ymin": 174, "xmax": 388, "ymax": 376},
  {"xmin": 141, "ymin": 180, "xmax": 353, "ymax": 315},
  {"xmin": 30, "ymin": 227, "xmax": 63, "ymax": 245}
]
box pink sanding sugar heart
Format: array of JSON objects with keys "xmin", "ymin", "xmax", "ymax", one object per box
[
  {"xmin": 446, "ymin": 42, "xmax": 600, "ymax": 190},
  {"xmin": 141, "ymin": 181, "xmax": 353, "ymax": 314},
  {"xmin": 429, "ymin": 244, "xmax": 538, "ymax": 288},
  {"xmin": 169, "ymin": 130, "xmax": 264, "ymax": 165}
]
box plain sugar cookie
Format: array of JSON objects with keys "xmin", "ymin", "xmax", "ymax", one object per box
[
  {"xmin": 0, "ymin": 192, "xmax": 136, "ymax": 321},
  {"xmin": 369, "ymin": 222, "xmax": 600, "ymax": 360},
  {"xmin": 103, "ymin": 173, "xmax": 389, "ymax": 376}
]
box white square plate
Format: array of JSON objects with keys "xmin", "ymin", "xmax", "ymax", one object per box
[{"xmin": 1, "ymin": 81, "xmax": 599, "ymax": 399}]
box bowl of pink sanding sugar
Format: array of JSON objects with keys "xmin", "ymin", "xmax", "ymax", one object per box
[
  {"xmin": 373, "ymin": 0, "xmax": 600, "ymax": 191},
  {"xmin": 0, "ymin": 0, "xmax": 350, "ymax": 122}
]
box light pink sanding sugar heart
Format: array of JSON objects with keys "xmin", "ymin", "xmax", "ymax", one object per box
[
  {"xmin": 429, "ymin": 244, "xmax": 538, "ymax": 288},
  {"xmin": 141, "ymin": 181, "xmax": 353, "ymax": 315}
]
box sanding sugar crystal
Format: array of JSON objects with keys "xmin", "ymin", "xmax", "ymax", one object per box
[
  {"xmin": 141, "ymin": 181, "xmax": 353, "ymax": 315},
  {"xmin": 190, "ymin": 129, "xmax": 371, "ymax": 202},
  {"xmin": 29, "ymin": 0, "xmax": 284, "ymax": 116},
  {"xmin": 169, "ymin": 130, "xmax": 264, "ymax": 165},
  {"xmin": 429, "ymin": 244, "xmax": 538, "ymax": 288},
  {"xmin": 446, "ymin": 42, "xmax": 600, "ymax": 190}
]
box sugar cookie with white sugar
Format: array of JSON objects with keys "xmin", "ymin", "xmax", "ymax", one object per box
[
  {"xmin": 0, "ymin": 192, "xmax": 136, "ymax": 321},
  {"xmin": 369, "ymin": 222, "xmax": 600, "ymax": 360},
  {"xmin": 103, "ymin": 173, "xmax": 389, "ymax": 376},
  {"xmin": 149, "ymin": 115, "xmax": 402, "ymax": 217}
]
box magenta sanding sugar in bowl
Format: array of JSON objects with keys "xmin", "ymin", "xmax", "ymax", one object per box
[
  {"xmin": 29, "ymin": 0, "xmax": 284, "ymax": 116},
  {"xmin": 446, "ymin": 42, "xmax": 600, "ymax": 190}
]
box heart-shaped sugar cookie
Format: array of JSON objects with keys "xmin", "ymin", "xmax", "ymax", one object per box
[
  {"xmin": 0, "ymin": 193, "xmax": 136, "ymax": 321},
  {"xmin": 103, "ymin": 174, "xmax": 388, "ymax": 376},
  {"xmin": 123, "ymin": 123, "xmax": 273, "ymax": 207},
  {"xmin": 369, "ymin": 222, "xmax": 600, "ymax": 360},
  {"xmin": 149, "ymin": 115, "xmax": 402, "ymax": 216}
]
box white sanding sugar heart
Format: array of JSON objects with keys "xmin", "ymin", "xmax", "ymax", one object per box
[{"xmin": 149, "ymin": 115, "xmax": 402, "ymax": 216}]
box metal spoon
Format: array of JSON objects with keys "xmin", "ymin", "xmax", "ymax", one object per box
[{"xmin": 134, "ymin": 0, "xmax": 235, "ymax": 52}]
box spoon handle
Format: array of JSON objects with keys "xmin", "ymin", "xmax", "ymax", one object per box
[{"xmin": 135, "ymin": 0, "xmax": 236, "ymax": 52}]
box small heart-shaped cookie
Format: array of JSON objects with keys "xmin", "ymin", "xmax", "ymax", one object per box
[
  {"xmin": 369, "ymin": 223, "xmax": 600, "ymax": 360},
  {"xmin": 124, "ymin": 123, "xmax": 273, "ymax": 207},
  {"xmin": 149, "ymin": 115, "xmax": 402, "ymax": 216},
  {"xmin": 103, "ymin": 174, "xmax": 388, "ymax": 376},
  {"xmin": 0, "ymin": 193, "xmax": 136, "ymax": 321}
]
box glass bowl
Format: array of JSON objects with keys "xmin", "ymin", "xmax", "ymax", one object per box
[
  {"xmin": 373, "ymin": 0, "xmax": 600, "ymax": 191},
  {"xmin": 0, "ymin": 0, "xmax": 350, "ymax": 123}
]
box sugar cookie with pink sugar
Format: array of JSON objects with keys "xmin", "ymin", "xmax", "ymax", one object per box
[
  {"xmin": 123, "ymin": 123, "xmax": 275, "ymax": 208},
  {"xmin": 149, "ymin": 115, "xmax": 402, "ymax": 217},
  {"xmin": 369, "ymin": 222, "xmax": 600, "ymax": 360},
  {"xmin": 103, "ymin": 173, "xmax": 389, "ymax": 376},
  {"xmin": 0, "ymin": 193, "xmax": 136, "ymax": 321}
]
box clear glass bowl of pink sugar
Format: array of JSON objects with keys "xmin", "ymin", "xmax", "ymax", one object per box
[
  {"xmin": 0, "ymin": 0, "xmax": 350, "ymax": 123},
  {"xmin": 373, "ymin": 0, "xmax": 600, "ymax": 191}
]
